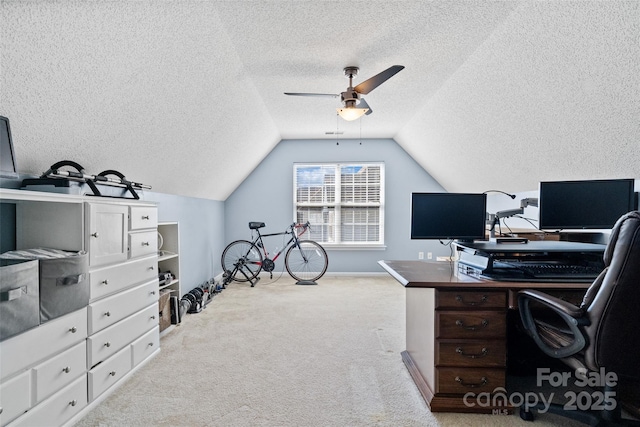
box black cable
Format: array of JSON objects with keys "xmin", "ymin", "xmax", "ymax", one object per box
[{"xmin": 483, "ymin": 189, "xmax": 516, "ymax": 199}]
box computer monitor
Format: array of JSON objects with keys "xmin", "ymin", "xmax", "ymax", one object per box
[
  {"xmin": 539, "ymin": 179, "xmax": 635, "ymax": 230},
  {"xmin": 410, "ymin": 192, "xmax": 487, "ymax": 241},
  {"xmin": 0, "ymin": 116, "xmax": 18, "ymax": 178}
]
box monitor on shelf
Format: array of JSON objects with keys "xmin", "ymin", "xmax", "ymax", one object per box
[
  {"xmin": 410, "ymin": 192, "xmax": 487, "ymax": 241},
  {"xmin": 0, "ymin": 116, "xmax": 18, "ymax": 178},
  {"xmin": 539, "ymin": 179, "xmax": 635, "ymax": 230}
]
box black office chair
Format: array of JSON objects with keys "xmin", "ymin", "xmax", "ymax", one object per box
[{"xmin": 518, "ymin": 211, "xmax": 640, "ymax": 426}]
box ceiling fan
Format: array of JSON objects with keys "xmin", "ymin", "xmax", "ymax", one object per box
[{"xmin": 284, "ymin": 65, "xmax": 404, "ymax": 121}]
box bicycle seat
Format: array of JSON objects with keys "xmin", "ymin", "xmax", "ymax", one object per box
[{"xmin": 248, "ymin": 222, "xmax": 265, "ymax": 230}]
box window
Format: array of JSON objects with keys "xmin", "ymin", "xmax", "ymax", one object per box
[{"xmin": 293, "ymin": 162, "xmax": 385, "ymax": 247}]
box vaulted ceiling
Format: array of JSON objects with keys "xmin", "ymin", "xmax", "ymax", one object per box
[{"xmin": 2, "ymin": 1, "xmax": 638, "ymax": 200}]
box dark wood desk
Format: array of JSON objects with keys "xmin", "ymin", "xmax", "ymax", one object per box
[{"xmin": 379, "ymin": 260, "xmax": 590, "ymax": 414}]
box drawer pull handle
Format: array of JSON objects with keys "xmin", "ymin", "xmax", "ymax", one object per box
[
  {"xmin": 109, "ymin": 371, "xmax": 116, "ymax": 376},
  {"xmin": 455, "ymin": 376, "xmax": 488, "ymax": 388},
  {"xmin": 104, "ymin": 342, "xmax": 111, "ymax": 347},
  {"xmin": 142, "ymin": 215, "xmax": 150, "ymax": 220},
  {"xmin": 62, "ymin": 367, "xmax": 71, "ymax": 373},
  {"xmin": 455, "ymin": 319, "xmax": 488, "ymax": 330},
  {"xmin": 456, "ymin": 347, "xmax": 488, "ymax": 359},
  {"xmin": 142, "ymin": 241, "xmax": 150, "ymax": 246},
  {"xmin": 101, "ymin": 279, "xmax": 109, "ymax": 285},
  {"xmin": 105, "ymin": 311, "xmax": 111, "ymax": 317},
  {"xmin": 69, "ymin": 327, "xmax": 77, "ymax": 333},
  {"xmin": 455, "ymin": 295, "xmax": 488, "ymax": 306},
  {"xmin": 69, "ymin": 400, "xmax": 78, "ymax": 407}
]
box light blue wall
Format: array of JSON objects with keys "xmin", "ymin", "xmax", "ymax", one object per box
[
  {"xmin": 224, "ymin": 138, "xmax": 451, "ymax": 273},
  {"xmin": 142, "ymin": 192, "xmax": 225, "ymax": 296}
]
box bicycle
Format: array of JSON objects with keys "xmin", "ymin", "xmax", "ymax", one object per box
[{"xmin": 221, "ymin": 221, "xmax": 329, "ymax": 287}]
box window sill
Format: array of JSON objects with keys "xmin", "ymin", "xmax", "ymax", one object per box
[{"xmin": 319, "ymin": 244, "xmax": 387, "ymax": 251}]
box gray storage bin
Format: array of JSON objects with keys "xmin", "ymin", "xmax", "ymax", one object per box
[
  {"xmin": 0, "ymin": 249, "xmax": 89, "ymax": 323},
  {"xmin": 0, "ymin": 259, "xmax": 40, "ymax": 341}
]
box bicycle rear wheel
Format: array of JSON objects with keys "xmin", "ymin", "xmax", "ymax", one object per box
[
  {"xmin": 221, "ymin": 240, "xmax": 263, "ymax": 282},
  {"xmin": 285, "ymin": 240, "xmax": 328, "ymax": 282}
]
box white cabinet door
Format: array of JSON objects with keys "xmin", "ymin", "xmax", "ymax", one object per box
[{"xmin": 86, "ymin": 203, "xmax": 128, "ymax": 267}]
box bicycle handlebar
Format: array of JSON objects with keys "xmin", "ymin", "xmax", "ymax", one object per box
[{"xmin": 290, "ymin": 221, "xmax": 311, "ymax": 236}]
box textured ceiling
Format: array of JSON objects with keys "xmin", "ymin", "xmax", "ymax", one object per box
[{"xmin": 1, "ymin": 1, "xmax": 638, "ymax": 200}]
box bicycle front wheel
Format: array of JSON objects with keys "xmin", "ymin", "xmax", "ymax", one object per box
[
  {"xmin": 285, "ymin": 240, "xmax": 328, "ymax": 282},
  {"xmin": 221, "ymin": 240, "xmax": 263, "ymax": 282}
]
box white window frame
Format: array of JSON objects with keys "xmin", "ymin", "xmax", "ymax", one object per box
[{"xmin": 293, "ymin": 162, "xmax": 385, "ymax": 249}]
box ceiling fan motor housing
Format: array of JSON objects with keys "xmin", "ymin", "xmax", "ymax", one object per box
[{"xmin": 341, "ymin": 90, "xmax": 360, "ymax": 105}]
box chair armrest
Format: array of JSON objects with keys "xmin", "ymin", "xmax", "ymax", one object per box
[
  {"xmin": 518, "ymin": 289, "xmax": 586, "ymax": 320},
  {"xmin": 517, "ymin": 289, "xmax": 589, "ymax": 359}
]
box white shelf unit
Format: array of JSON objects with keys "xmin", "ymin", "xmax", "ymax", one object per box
[
  {"xmin": 157, "ymin": 222, "xmax": 180, "ymax": 297},
  {"xmin": 0, "ymin": 188, "xmax": 160, "ymax": 427}
]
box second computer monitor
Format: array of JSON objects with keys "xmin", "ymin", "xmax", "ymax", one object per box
[{"xmin": 539, "ymin": 179, "xmax": 635, "ymax": 230}]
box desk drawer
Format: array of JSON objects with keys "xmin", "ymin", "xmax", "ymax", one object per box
[
  {"xmin": 436, "ymin": 367, "xmax": 505, "ymax": 394},
  {"xmin": 88, "ymin": 346, "xmax": 132, "ymax": 401},
  {"xmin": 0, "ymin": 371, "xmax": 31, "ymax": 426},
  {"xmin": 88, "ymin": 280, "xmax": 158, "ymax": 334},
  {"xmin": 436, "ymin": 311, "xmax": 506, "ymax": 339},
  {"xmin": 87, "ymin": 304, "xmax": 158, "ymax": 368},
  {"xmin": 89, "ymin": 256, "xmax": 157, "ymax": 301},
  {"xmin": 436, "ymin": 290, "xmax": 506, "ymax": 310},
  {"xmin": 129, "ymin": 206, "xmax": 157, "ymax": 231},
  {"xmin": 11, "ymin": 375, "xmax": 87, "ymax": 427},
  {"xmin": 33, "ymin": 342, "xmax": 86, "ymax": 403},
  {"xmin": 129, "ymin": 231, "xmax": 158, "ymax": 259},
  {"xmin": 435, "ymin": 340, "xmax": 506, "ymax": 368}
]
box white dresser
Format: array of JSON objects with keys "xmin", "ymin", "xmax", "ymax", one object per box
[{"xmin": 0, "ymin": 189, "xmax": 160, "ymax": 427}]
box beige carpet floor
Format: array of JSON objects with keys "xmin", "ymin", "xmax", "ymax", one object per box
[{"xmin": 73, "ymin": 274, "xmax": 587, "ymax": 427}]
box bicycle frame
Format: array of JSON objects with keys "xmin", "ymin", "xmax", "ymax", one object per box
[{"xmin": 253, "ymin": 222, "xmax": 308, "ymax": 265}]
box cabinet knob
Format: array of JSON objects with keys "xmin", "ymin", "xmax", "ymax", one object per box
[
  {"xmin": 148, "ymin": 266, "xmax": 155, "ymax": 271},
  {"xmin": 151, "ymin": 315, "xmax": 156, "ymax": 320},
  {"xmin": 69, "ymin": 327, "xmax": 77, "ymax": 333},
  {"xmin": 62, "ymin": 366, "xmax": 71, "ymax": 373},
  {"xmin": 104, "ymin": 342, "xmax": 111, "ymax": 347},
  {"xmin": 101, "ymin": 279, "xmax": 109, "ymax": 285},
  {"xmin": 109, "ymin": 371, "xmax": 116, "ymax": 376},
  {"xmin": 105, "ymin": 311, "xmax": 111, "ymax": 317},
  {"xmin": 148, "ymin": 342, "xmax": 154, "ymax": 347},
  {"xmin": 91, "ymin": 232, "xmax": 99, "ymax": 238},
  {"xmin": 150, "ymin": 291, "xmax": 156, "ymax": 295},
  {"xmin": 142, "ymin": 215, "xmax": 150, "ymax": 220},
  {"xmin": 142, "ymin": 241, "xmax": 150, "ymax": 246},
  {"xmin": 69, "ymin": 400, "xmax": 77, "ymax": 407}
]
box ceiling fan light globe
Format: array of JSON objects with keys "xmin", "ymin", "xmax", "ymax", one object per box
[{"xmin": 337, "ymin": 107, "xmax": 369, "ymax": 121}]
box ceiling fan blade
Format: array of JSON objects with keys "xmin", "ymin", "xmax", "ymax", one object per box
[
  {"xmin": 353, "ymin": 65, "xmax": 404, "ymax": 95},
  {"xmin": 359, "ymin": 98, "xmax": 373, "ymax": 115},
  {"xmin": 284, "ymin": 92, "xmax": 339, "ymax": 98}
]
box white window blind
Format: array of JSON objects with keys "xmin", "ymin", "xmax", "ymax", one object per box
[{"xmin": 293, "ymin": 163, "xmax": 384, "ymax": 246}]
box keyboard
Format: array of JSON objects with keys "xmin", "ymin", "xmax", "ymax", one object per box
[{"xmin": 514, "ymin": 262, "xmax": 602, "ymax": 280}]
